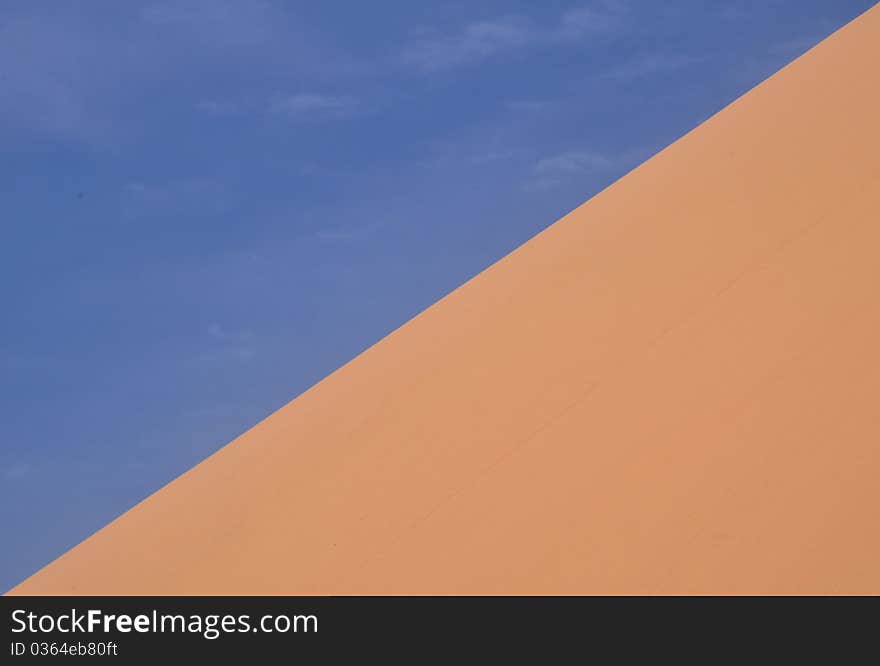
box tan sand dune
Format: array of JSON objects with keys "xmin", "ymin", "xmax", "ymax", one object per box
[{"xmin": 11, "ymin": 4, "xmax": 880, "ymax": 595}]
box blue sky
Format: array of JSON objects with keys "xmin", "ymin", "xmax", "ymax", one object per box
[{"xmin": 1, "ymin": 0, "xmax": 875, "ymax": 591}]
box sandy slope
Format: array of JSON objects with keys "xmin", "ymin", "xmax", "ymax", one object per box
[{"xmin": 11, "ymin": 3, "xmax": 880, "ymax": 595}]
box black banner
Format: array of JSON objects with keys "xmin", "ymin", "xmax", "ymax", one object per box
[{"xmin": 1, "ymin": 596, "xmax": 875, "ymax": 659}]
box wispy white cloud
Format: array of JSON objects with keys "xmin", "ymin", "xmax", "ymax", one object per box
[
  {"xmin": 207, "ymin": 323, "xmax": 253, "ymax": 343},
  {"xmin": 402, "ymin": 2, "xmax": 631, "ymax": 72},
  {"xmin": 0, "ymin": 11, "xmax": 120, "ymax": 139},
  {"xmin": 196, "ymin": 93, "xmax": 363, "ymax": 121},
  {"xmin": 122, "ymin": 179, "xmax": 229, "ymax": 221},
  {"xmin": 271, "ymin": 93, "xmax": 360, "ymax": 120},
  {"xmin": 527, "ymin": 151, "xmax": 616, "ymax": 191},
  {"xmin": 192, "ymin": 323, "xmax": 257, "ymax": 364},
  {"xmin": 139, "ymin": 0, "xmax": 275, "ymax": 46},
  {"xmin": 0, "ymin": 2, "xmax": 364, "ymax": 141},
  {"xmin": 3, "ymin": 463, "xmax": 30, "ymax": 481},
  {"xmin": 534, "ymin": 151, "xmax": 613, "ymax": 175},
  {"xmin": 559, "ymin": 1, "xmax": 630, "ymax": 40},
  {"xmin": 769, "ymin": 34, "xmax": 824, "ymax": 56},
  {"xmin": 402, "ymin": 17, "xmax": 534, "ymax": 72},
  {"xmin": 607, "ymin": 53, "xmax": 699, "ymax": 80}
]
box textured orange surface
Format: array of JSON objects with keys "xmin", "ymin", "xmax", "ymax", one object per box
[{"xmin": 11, "ymin": 4, "xmax": 880, "ymax": 595}]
